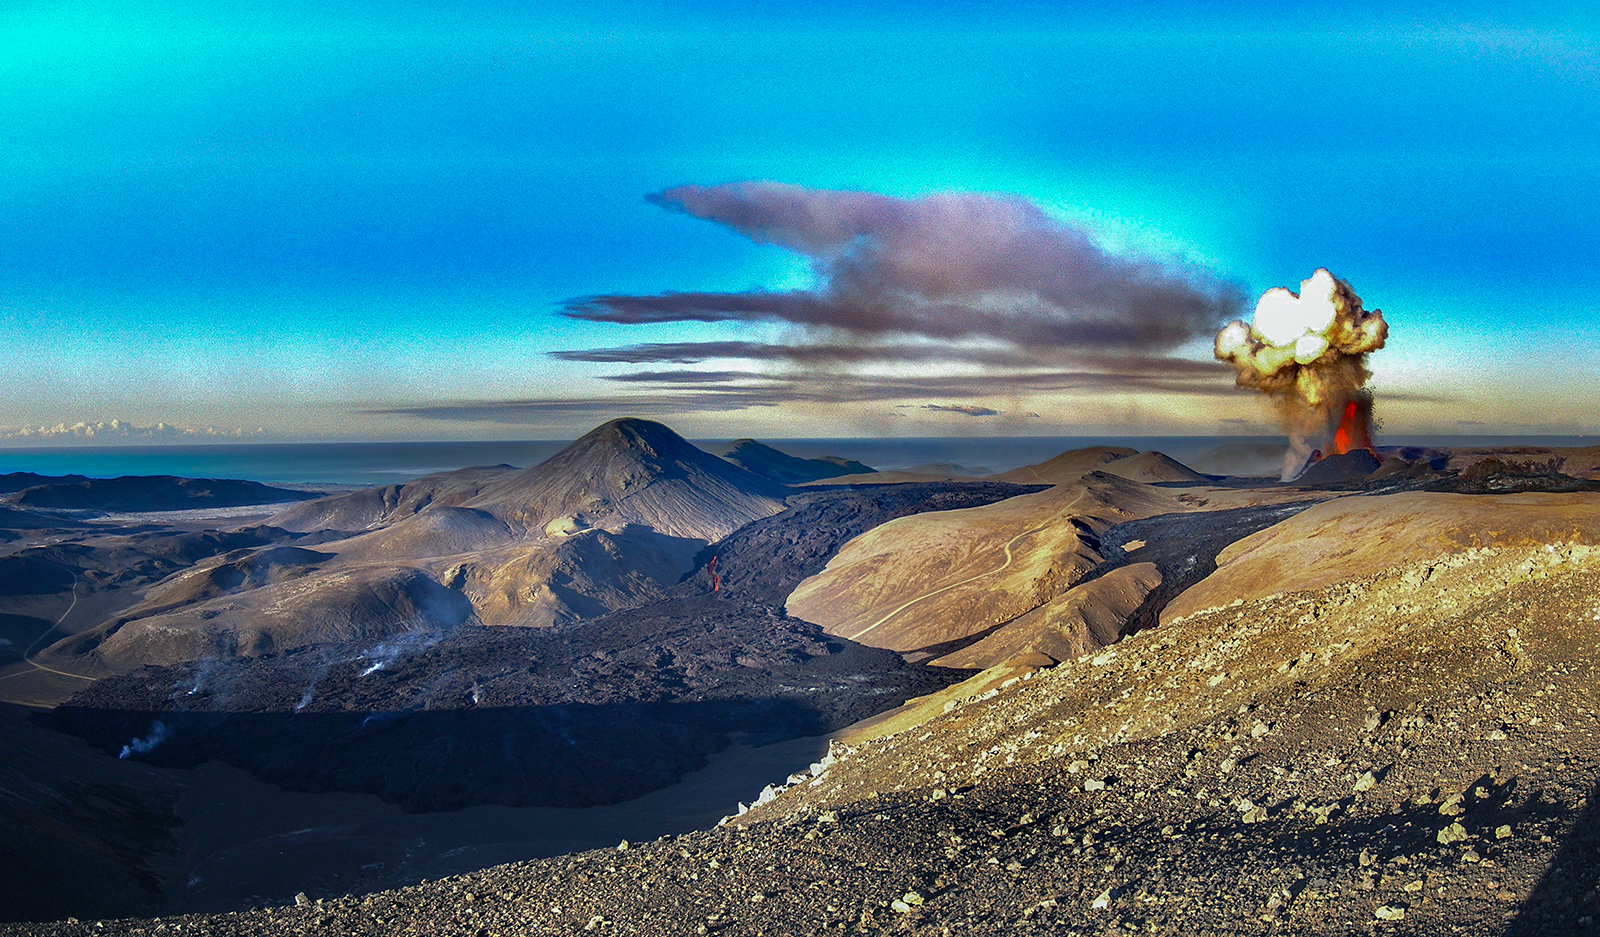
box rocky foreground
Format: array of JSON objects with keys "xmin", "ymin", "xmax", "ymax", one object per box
[{"xmin": 9, "ymin": 499, "xmax": 1600, "ymax": 936}]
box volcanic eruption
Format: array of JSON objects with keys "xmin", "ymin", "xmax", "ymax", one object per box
[{"xmin": 1214, "ymin": 269, "xmax": 1388, "ymax": 478}]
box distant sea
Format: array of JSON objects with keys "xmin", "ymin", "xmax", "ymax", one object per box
[{"xmin": 0, "ymin": 435, "xmax": 1590, "ymax": 488}]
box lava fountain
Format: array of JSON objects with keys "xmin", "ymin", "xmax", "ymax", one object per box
[
  {"xmin": 1214, "ymin": 269, "xmax": 1388, "ymax": 478},
  {"xmin": 1330, "ymin": 396, "xmax": 1375, "ymax": 457}
]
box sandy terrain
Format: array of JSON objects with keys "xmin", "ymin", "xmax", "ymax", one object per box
[
  {"xmin": 787, "ymin": 474, "xmax": 1184, "ymax": 655},
  {"xmin": 1165, "ymin": 491, "xmax": 1600, "ymax": 622},
  {"xmin": 787, "ymin": 466, "xmax": 1321, "ymax": 667}
]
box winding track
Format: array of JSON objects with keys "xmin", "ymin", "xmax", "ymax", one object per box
[
  {"xmin": 846, "ymin": 523, "xmax": 1048, "ymax": 642},
  {"xmin": 0, "ymin": 568, "xmax": 93, "ymax": 692},
  {"xmin": 843, "ymin": 489, "xmax": 1090, "ymax": 643}
]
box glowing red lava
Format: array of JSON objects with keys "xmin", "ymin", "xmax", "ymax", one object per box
[{"xmin": 1330, "ymin": 398, "xmax": 1374, "ymax": 456}]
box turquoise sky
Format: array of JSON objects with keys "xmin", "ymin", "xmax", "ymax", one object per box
[{"xmin": 2, "ymin": 1, "xmax": 1596, "ymax": 441}]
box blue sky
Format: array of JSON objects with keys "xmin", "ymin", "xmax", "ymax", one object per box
[{"xmin": 2, "ymin": 1, "xmax": 1596, "ymax": 442}]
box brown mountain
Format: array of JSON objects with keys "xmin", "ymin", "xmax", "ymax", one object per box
[
  {"xmin": 988, "ymin": 446, "xmax": 1138, "ymax": 485},
  {"xmin": 456, "ymin": 419, "xmax": 787, "ymax": 541},
  {"xmin": 1096, "ymin": 450, "xmax": 1207, "ymax": 484},
  {"xmin": 51, "ymin": 420, "xmax": 791, "ymax": 670}
]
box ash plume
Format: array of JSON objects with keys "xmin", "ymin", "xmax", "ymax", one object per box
[
  {"xmin": 569, "ymin": 183, "xmax": 1243, "ymax": 347},
  {"xmin": 553, "ymin": 182, "xmax": 1247, "ymax": 416},
  {"xmin": 1214, "ymin": 269, "xmax": 1388, "ymax": 477}
]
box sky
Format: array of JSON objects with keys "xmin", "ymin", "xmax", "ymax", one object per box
[{"xmin": 1, "ymin": 0, "xmax": 1597, "ymax": 443}]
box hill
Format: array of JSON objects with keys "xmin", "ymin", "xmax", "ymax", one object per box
[
  {"xmin": 267, "ymin": 465, "xmax": 515, "ymax": 532},
  {"xmin": 3, "ymin": 475, "xmax": 317, "ymax": 512},
  {"xmin": 1095, "ymin": 450, "xmax": 1207, "ymax": 484},
  {"xmin": 1293, "ymin": 450, "xmax": 1381, "ymax": 485},
  {"xmin": 786, "ymin": 473, "xmax": 1192, "ymax": 664},
  {"xmin": 787, "ymin": 467, "xmax": 1333, "ymax": 670},
  {"xmin": 719, "ymin": 439, "xmax": 875, "ymax": 484},
  {"xmin": 0, "ymin": 472, "xmax": 67, "ymax": 495},
  {"xmin": 1163, "ymin": 490, "xmax": 1600, "ymax": 623},
  {"xmin": 989, "ymin": 446, "xmax": 1138, "ymax": 485},
  {"xmin": 459, "ymin": 419, "xmax": 787, "ymax": 541}
]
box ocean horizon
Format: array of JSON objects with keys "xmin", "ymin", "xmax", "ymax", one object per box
[{"xmin": 0, "ymin": 434, "xmax": 1591, "ymax": 488}]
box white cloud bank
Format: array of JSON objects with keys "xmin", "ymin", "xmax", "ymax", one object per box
[{"xmin": 0, "ymin": 419, "xmax": 265, "ymax": 443}]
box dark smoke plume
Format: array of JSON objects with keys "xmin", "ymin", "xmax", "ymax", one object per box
[
  {"xmin": 540, "ymin": 183, "xmax": 1249, "ymax": 419},
  {"xmin": 566, "ymin": 183, "xmax": 1245, "ymax": 352}
]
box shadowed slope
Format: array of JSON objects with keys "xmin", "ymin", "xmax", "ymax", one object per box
[
  {"xmin": 0, "ymin": 705, "xmax": 180, "ymax": 924},
  {"xmin": 719, "ymin": 439, "xmax": 874, "ymax": 485}
]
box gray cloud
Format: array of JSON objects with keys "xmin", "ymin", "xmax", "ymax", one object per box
[
  {"xmin": 599, "ymin": 369, "xmax": 754, "ymax": 384},
  {"xmin": 554, "ymin": 340, "xmax": 1030, "ymax": 367},
  {"xmin": 553, "ymin": 342, "xmax": 774, "ymax": 365},
  {"xmin": 552, "ymin": 340, "xmax": 1235, "ymax": 374},
  {"xmin": 374, "ymin": 363, "xmax": 1245, "ymax": 424},
  {"xmin": 565, "ymin": 183, "xmax": 1247, "ymax": 351},
  {"xmin": 922, "ymin": 404, "xmax": 1000, "ymax": 417},
  {"xmin": 372, "ymin": 396, "xmax": 736, "ymax": 424},
  {"xmin": 536, "ymin": 183, "xmax": 1258, "ymax": 421}
]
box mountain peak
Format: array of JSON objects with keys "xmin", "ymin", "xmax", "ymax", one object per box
[
  {"xmin": 580, "ymin": 418, "xmax": 692, "ymax": 453},
  {"xmin": 463, "ymin": 419, "xmax": 787, "ymax": 541}
]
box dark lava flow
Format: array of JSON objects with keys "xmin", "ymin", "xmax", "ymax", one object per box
[
  {"xmin": 1088, "ymin": 497, "xmax": 1327, "ymax": 635},
  {"xmin": 49, "ymin": 483, "xmax": 1037, "ymax": 813}
]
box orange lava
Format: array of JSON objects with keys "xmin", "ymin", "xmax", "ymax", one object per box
[{"xmin": 1331, "ymin": 399, "xmax": 1374, "ymax": 455}]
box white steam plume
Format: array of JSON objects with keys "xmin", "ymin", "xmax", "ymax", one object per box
[
  {"xmin": 1214, "ymin": 269, "xmax": 1388, "ymax": 478},
  {"xmin": 118, "ymin": 720, "xmax": 172, "ymax": 759}
]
